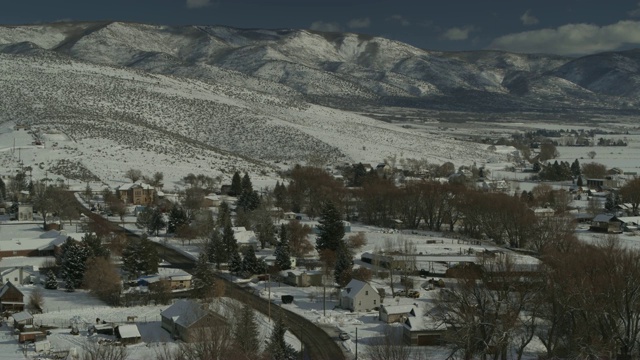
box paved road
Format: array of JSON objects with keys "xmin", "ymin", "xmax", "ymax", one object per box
[{"xmin": 66, "ymin": 191, "xmax": 346, "ymax": 360}]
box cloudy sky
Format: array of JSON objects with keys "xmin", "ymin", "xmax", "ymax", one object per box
[{"xmin": 3, "ymin": 0, "xmax": 640, "ymax": 56}]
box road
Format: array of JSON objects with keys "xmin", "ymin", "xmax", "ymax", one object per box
[{"xmin": 65, "ymin": 191, "xmax": 347, "ymax": 360}]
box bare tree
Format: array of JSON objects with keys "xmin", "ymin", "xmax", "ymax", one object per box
[
  {"xmin": 83, "ymin": 257, "xmax": 122, "ymax": 306},
  {"xmin": 124, "ymin": 169, "xmax": 142, "ymax": 183},
  {"xmin": 81, "ymin": 342, "xmax": 128, "ymax": 360},
  {"xmin": 27, "ymin": 287, "xmax": 44, "ymax": 314},
  {"xmin": 587, "ymin": 150, "xmax": 597, "ymax": 159},
  {"xmin": 363, "ymin": 326, "xmax": 417, "ymax": 360}
]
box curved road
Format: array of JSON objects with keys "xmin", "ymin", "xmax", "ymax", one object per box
[{"xmin": 66, "ymin": 192, "xmax": 347, "ymax": 360}]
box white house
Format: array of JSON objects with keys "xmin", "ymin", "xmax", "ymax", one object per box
[
  {"xmin": 233, "ymin": 227, "xmax": 259, "ymax": 250},
  {"xmin": 0, "ymin": 267, "xmax": 39, "ymax": 285},
  {"xmin": 18, "ymin": 204, "xmax": 33, "ymax": 221},
  {"xmin": 340, "ymin": 279, "xmax": 380, "ymax": 312},
  {"xmin": 379, "ymin": 304, "xmax": 415, "ymax": 323}
]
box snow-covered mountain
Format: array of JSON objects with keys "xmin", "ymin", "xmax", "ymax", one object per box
[{"xmin": 0, "ymin": 21, "xmax": 638, "ymax": 185}]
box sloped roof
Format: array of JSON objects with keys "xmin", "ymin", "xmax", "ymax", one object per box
[
  {"xmin": 380, "ymin": 304, "xmax": 415, "ymax": 315},
  {"xmin": 117, "ymin": 324, "xmax": 141, "ymax": 339},
  {"xmin": 235, "ymin": 230, "xmax": 258, "ymax": 245},
  {"xmin": 12, "ymin": 311, "xmax": 32, "ymax": 322},
  {"xmin": 117, "ymin": 182, "xmax": 154, "ymax": 191},
  {"xmin": 161, "ymin": 300, "xmax": 208, "ymax": 328},
  {"xmin": 0, "ymin": 281, "xmax": 21, "ymax": 298},
  {"xmin": 593, "ymin": 214, "xmax": 621, "ymax": 223},
  {"xmin": 342, "ymin": 279, "xmax": 377, "ymax": 299},
  {"xmin": 403, "ymin": 307, "xmax": 445, "ymax": 332}
]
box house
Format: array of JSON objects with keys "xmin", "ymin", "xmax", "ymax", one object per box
[
  {"xmin": 137, "ymin": 268, "xmax": 192, "ymax": 290},
  {"xmin": 12, "ymin": 311, "xmax": 33, "ymax": 330},
  {"xmin": 0, "ymin": 267, "xmax": 39, "ymax": 285},
  {"xmin": 282, "ymin": 270, "xmax": 324, "ymax": 287},
  {"xmin": 115, "ymin": 182, "xmax": 155, "ymax": 206},
  {"xmin": 590, "ymin": 214, "xmax": 624, "ymax": 233},
  {"xmin": 17, "ymin": 204, "xmax": 33, "ymax": 221},
  {"xmin": 340, "ymin": 279, "xmax": 380, "ymax": 312},
  {"xmin": 379, "ymin": 304, "xmax": 415, "ymax": 323},
  {"xmin": 116, "ymin": 324, "xmax": 142, "ymax": 345},
  {"xmin": 263, "ymin": 255, "xmax": 296, "ymax": 270},
  {"xmin": 283, "ymin": 212, "xmax": 297, "ymax": 220},
  {"xmin": 161, "ymin": 300, "xmax": 225, "ymax": 341},
  {"xmin": 402, "ymin": 307, "xmax": 446, "ymax": 346},
  {"xmin": 233, "ymin": 227, "xmax": 259, "ymax": 250},
  {"xmin": 533, "ymin": 208, "xmax": 555, "ymax": 218},
  {"xmin": 0, "ymin": 281, "xmax": 24, "ymax": 312},
  {"xmin": 202, "ymin": 194, "xmax": 221, "ymax": 208}
]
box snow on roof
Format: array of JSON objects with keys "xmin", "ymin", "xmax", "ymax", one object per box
[
  {"xmin": 0, "ymin": 266, "xmax": 36, "ymax": 277},
  {"xmin": 403, "ymin": 307, "xmax": 445, "ymax": 332},
  {"xmin": 343, "ymin": 279, "xmax": 377, "ymax": 299},
  {"xmin": 205, "ymin": 194, "xmax": 219, "ymax": 200},
  {"xmin": 161, "ymin": 300, "xmax": 208, "ymax": 328},
  {"xmin": 380, "ymin": 304, "xmax": 415, "ymax": 315},
  {"xmin": 618, "ymin": 216, "xmax": 640, "ymax": 225},
  {"xmin": 593, "ymin": 214, "xmax": 620, "ymax": 222},
  {"xmin": 235, "ymin": 230, "xmax": 258, "ymax": 245},
  {"xmin": 12, "ymin": 311, "xmax": 33, "ymax": 322},
  {"xmin": 117, "ymin": 324, "xmax": 141, "ymax": 339},
  {"xmin": 116, "ymin": 182, "xmax": 154, "ymax": 191},
  {"xmin": 231, "ymin": 227, "xmax": 246, "ymax": 233}
]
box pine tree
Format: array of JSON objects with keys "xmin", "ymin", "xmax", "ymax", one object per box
[
  {"xmin": 45, "ymin": 270, "xmax": 58, "ymax": 290},
  {"xmin": 167, "ymin": 205, "xmax": 188, "ymax": 233},
  {"xmin": 82, "ymin": 233, "xmax": 109, "ymax": 259},
  {"xmin": 148, "ymin": 207, "xmax": 167, "ymax": 236},
  {"xmin": 273, "ymin": 181, "xmax": 287, "ymax": 210},
  {"xmin": 274, "ymin": 225, "xmax": 291, "ymax": 271},
  {"xmin": 571, "ymin": 159, "xmax": 581, "ymax": 177},
  {"xmin": 192, "ymin": 253, "xmax": 216, "ymax": 300},
  {"xmin": 334, "ymin": 242, "xmax": 353, "ymax": 287},
  {"xmin": 60, "ymin": 239, "xmax": 89, "ymax": 288},
  {"xmin": 241, "ymin": 173, "xmax": 253, "ymax": 194},
  {"xmin": 207, "ymin": 230, "xmax": 227, "ymax": 269},
  {"xmin": 230, "ymin": 172, "xmax": 242, "ymax": 196},
  {"xmin": 217, "ymin": 202, "xmax": 231, "ymax": 228},
  {"xmin": 229, "ymin": 251, "xmax": 243, "ymax": 275},
  {"xmin": 242, "ymin": 247, "xmax": 260, "ymax": 275},
  {"xmin": 0, "ymin": 177, "xmax": 6, "ymax": 201},
  {"xmin": 222, "ymin": 221, "xmax": 238, "ymax": 256},
  {"xmin": 266, "ymin": 313, "xmax": 298, "ymax": 360},
  {"xmin": 316, "ymin": 201, "xmax": 345, "ymax": 253},
  {"xmin": 233, "ymin": 304, "xmax": 261, "ymax": 358},
  {"xmin": 122, "ymin": 236, "xmax": 159, "ymax": 278}
]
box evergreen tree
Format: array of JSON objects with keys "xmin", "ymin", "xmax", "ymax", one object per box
[
  {"xmin": 122, "ymin": 235, "xmax": 159, "ymax": 278},
  {"xmin": 532, "ymin": 162, "xmax": 541, "ymax": 173},
  {"xmin": 571, "ymin": 159, "xmax": 581, "ymax": 177},
  {"xmin": 274, "ymin": 225, "xmax": 291, "ymax": 271},
  {"xmin": 148, "ymin": 207, "xmax": 166, "ymax": 236},
  {"xmin": 230, "ymin": 172, "xmax": 242, "ymax": 196},
  {"xmin": 242, "ymin": 247, "xmax": 260, "ymax": 275},
  {"xmin": 82, "ymin": 233, "xmax": 109, "ymax": 259},
  {"xmin": 45, "ymin": 270, "xmax": 58, "ymax": 290},
  {"xmin": 273, "ymin": 181, "xmax": 287, "ymax": 210},
  {"xmin": 167, "ymin": 205, "xmax": 188, "ymax": 233},
  {"xmin": 334, "ymin": 242, "xmax": 353, "ymax": 287},
  {"xmin": 241, "ymin": 173, "xmax": 253, "ymax": 194},
  {"xmin": 192, "ymin": 253, "xmax": 216, "ymax": 300},
  {"xmin": 233, "ymin": 304, "xmax": 261, "ymax": 358},
  {"xmin": 238, "ymin": 191, "xmax": 261, "ymax": 211},
  {"xmin": 207, "ymin": 230, "xmax": 227, "ymax": 269},
  {"xmin": 229, "ymin": 251, "xmax": 243, "ymax": 275},
  {"xmin": 316, "ymin": 201, "xmax": 345, "ymax": 253},
  {"xmin": 60, "ymin": 239, "xmax": 89, "ymax": 288},
  {"xmin": 266, "ymin": 313, "xmax": 298, "ymax": 360},
  {"xmin": 217, "ymin": 202, "xmax": 231, "ymax": 228},
  {"xmin": 222, "ymin": 221, "xmax": 238, "ymax": 256}
]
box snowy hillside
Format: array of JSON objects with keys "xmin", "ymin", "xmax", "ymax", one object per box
[{"xmin": 1, "ymin": 21, "xmax": 639, "ymax": 113}]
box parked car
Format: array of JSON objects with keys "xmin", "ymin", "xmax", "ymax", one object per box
[
  {"xmin": 407, "ymin": 290, "xmax": 420, "ymax": 298},
  {"xmin": 419, "ymin": 269, "xmax": 429, "ymax": 278},
  {"xmin": 394, "ymin": 290, "xmax": 407, "ymax": 297},
  {"xmin": 339, "ymin": 332, "xmax": 350, "ymax": 341}
]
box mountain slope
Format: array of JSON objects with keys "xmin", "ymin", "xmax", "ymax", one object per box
[{"xmin": 2, "ymin": 21, "xmax": 638, "ymax": 113}]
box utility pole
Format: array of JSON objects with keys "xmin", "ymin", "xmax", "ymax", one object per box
[
  {"xmin": 268, "ymin": 274, "xmax": 271, "ymax": 322},
  {"xmin": 323, "ymin": 277, "xmax": 326, "ymax": 317},
  {"xmin": 355, "ymin": 327, "xmax": 358, "ymax": 360}
]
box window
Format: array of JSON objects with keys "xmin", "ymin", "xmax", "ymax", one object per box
[
  {"xmin": 359, "ymin": 301, "xmax": 361, "ymax": 306},
  {"xmin": 374, "ymin": 300, "xmax": 376, "ymax": 305},
  {"xmin": 365, "ymin": 291, "xmax": 368, "ymax": 295}
]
